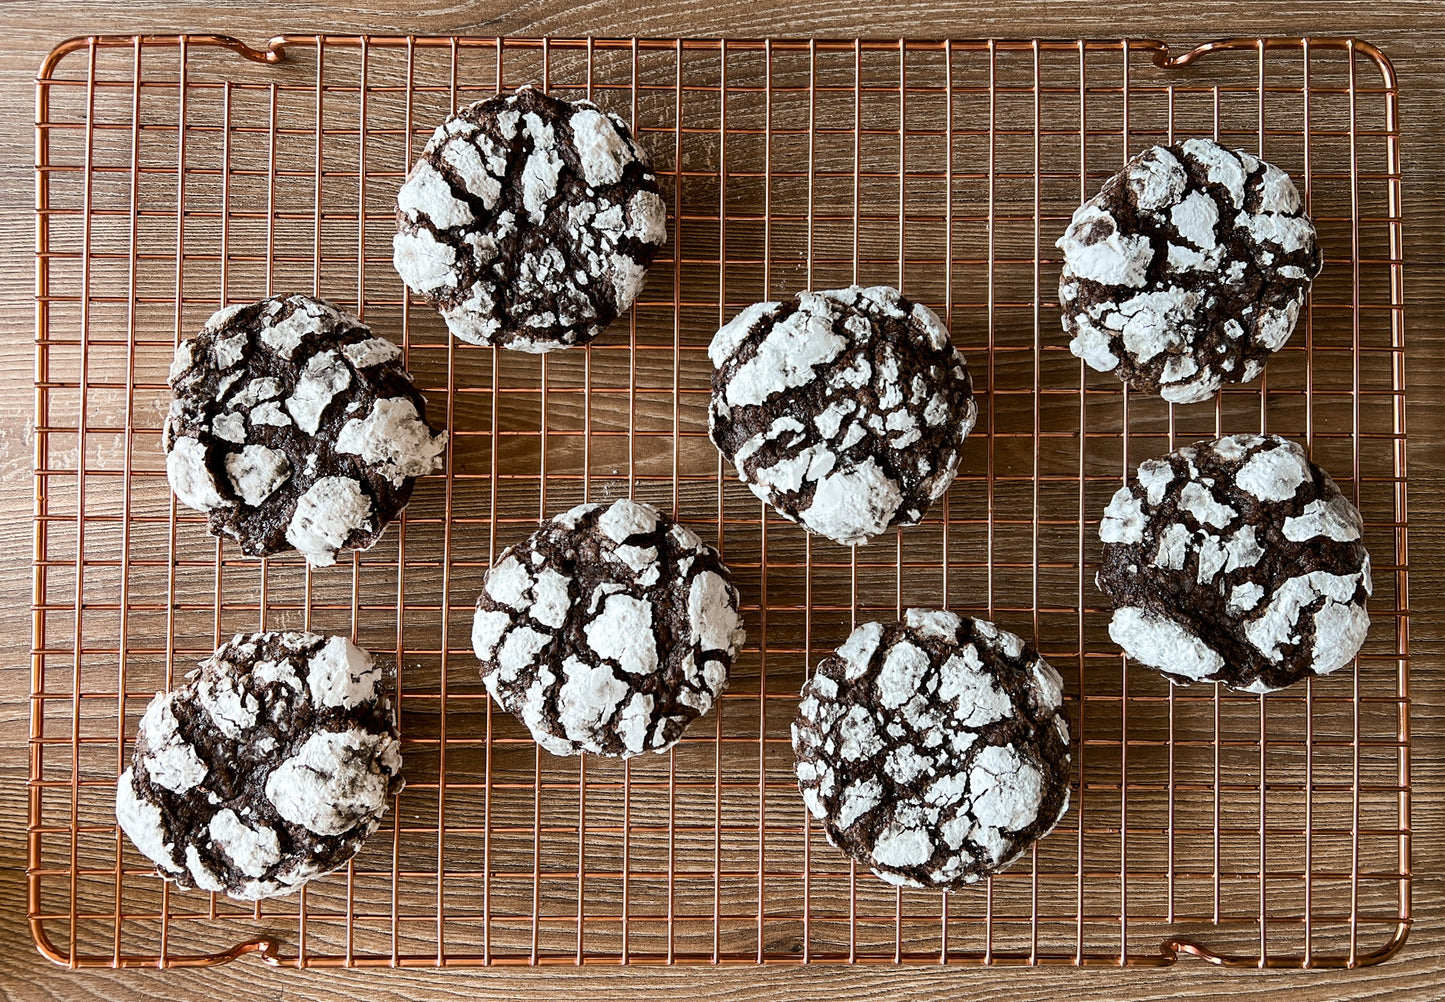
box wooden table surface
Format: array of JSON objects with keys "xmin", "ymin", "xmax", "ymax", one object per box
[{"xmin": 3, "ymin": 2, "xmax": 1442, "ymax": 1000}]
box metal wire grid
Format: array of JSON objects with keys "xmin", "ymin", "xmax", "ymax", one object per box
[{"xmin": 30, "ymin": 34, "xmax": 1408, "ymax": 969}]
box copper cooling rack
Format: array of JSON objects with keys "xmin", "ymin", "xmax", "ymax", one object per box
[{"xmin": 31, "ymin": 34, "xmax": 1409, "ymax": 969}]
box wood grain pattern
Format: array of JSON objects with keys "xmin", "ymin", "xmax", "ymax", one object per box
[{"xmin": 4, "ymin": 2, "xmax": 1445, "ymax": 1000}]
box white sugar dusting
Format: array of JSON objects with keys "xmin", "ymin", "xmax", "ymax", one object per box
[
  {"xmin": 224, "ymin": 444, "xmax": 291, "ymax": 507},
  {"xmin": 342, "ymin": 337, "xmax": 402, "ymax": 369},
  {"xmin": 1057, "ymin": 204, "xmax": 1152, "ymax": 287},
  {"xmin": 115, "ymin": 771, "xmax": 174, "ymax": 867},
  {"xmin": 196, "ymin": 666, "xmax": 259, "ymax": 738},
  {"xmin": 1067, "ymin": 320, "xmax": 1121, "ymax": 371},
  {"xmin": 392, "ymin": 230, "xmax": 458, "ymax": 293},
  {"xmin": 213, "ymin": 332, "xmax": 247, "ymax": 371},
  {"xmin": 260, "ymin": 299, "xmax": 334, "ymax": 359},
  {"xmin": 185, "ymin": 846, "xmax": 226, "ymax": 892},
  {"xmin": 212, "ymin": 412, "xmax": 245, "ymax": 444},
  {"xmin": 837, "ymin": 621, "xmax": 885, "ymax": 677},
  {"xmin": 627, "ymin": 190, "xmax": 668, "ymax": 245},
  {"xmin": 617, "ymin": 692, "xmax": 655, "ymax": 754},
  {"xmin": 169, "ymin": 340, "xmax": 195, "ymax": 382},
  {"xmin": 1128, "ymin": 146, "xmax": 1187, "ymax": 211},
  {"xmin": 709, "ymin": 301, "xmax": 778, "ymax": 367},
  {"xmin": 803, "ymin": 458, "xmax": 904, "ymax": 545},
  {"xmin": 306, "ymin": 636, "xmax": 381, "ymax": 710},
  {"xmin": 1244, "ymin": 570, "xmax": 1367, "ymax": 663},
  {"xmin": 609, "ymin": 254, "xmax": 649, "ymax": 312},
  {"xmin": 209, "ymin": 809, "xmax": 281, "ymax": 878},
  {"xmin": 264, "ymin": 728, "xmax": 397, "ymax": 836},
  {"xmin": 1108, "ymin": 606, "xmax": 1224, "ymax": 682},
  {"xmin": 557, "ymin": 659, "xmax": 629, "ymax": 746},
  {"xmin": 1310, "ymin": 600, "xmax": 1370, "ymax": 675},
  {"xmin": 398, "ymin": 161, "xmax": 473, "ymax": 229},
  {"xmin": 1236, "ymin": 439, "xmax": 1310, "ymax": 502},
  {"xmin": 1136, "ymin": 459, "xmax": 1174, "ymax": 505},
  {"xmin": 497, "ymin": 626, "xmax": 549, "ymax": 681},
  {"xmin": 971, "ymin": 744, "xmax": 1043, "ymax": 833},
  {"xmin": 585, "ymin": 593, "xmax": 658, "ymax": 676},
  {"xmin": 937, "ymin": 648, "xmax": 1015, "ymax": 726},
  {"xmin": 1099, "ymin": 488, "xmax": 1145, "ymax": 544},
  {"xmin": 570, "ymin": 108, "xmax": 633, "ymax": 187},
  {"xmin": 871, "ymin": 824, "xmax": 932, "ymax": 867},
  {"xmin": 167, "ymin": 435, "xmax": 232, "ymax": 512},
  {"xmin": 1229, "ymin": 581, "xmax": 1266, "ymax": 614},
  {"xmin": 688, "ymin": 570, "xmax": 744, "ymax": 655},
  {"xmin": 336, "ymin": 397, "xmax": 446, "ymax": 487},
  {"xmin": 202, "ymin": 302, "xmax": 249, "ymax": 333},
  {"xmin": 521, "ymin": 111, "xmax": 564, "ymax": 221},
  {"xmin": 137, "ymin": 692, "xmax": 209, "ymax": 793},
  {"xmin": 284, "ymin": 350, "xmax": 352, "ymax": 435},
  {"xmin": 598, "ymin": 498, "xmax": 659, "ymax": 542},
  {"xmin": 904, "ymin": 608, "xmax": 961, "ymax": 640},
  {"xmin": 1178, "ymin": 481, "xmax": 1236, "ymax": 528},
  {"xmin": 284, "ymin": 476, "xmax": 374, "ymax": 567},
  {"xmin": 1181, "ymin": 138, "xmax": 1247, "ymax": 207},
  {"xmin": 1170, "ymin": 190, "xmax": 1220, "ymax": 249},
  {"xmin": 471, "ymin": 609, "xmax": 513, "ymax": 661},
  {"xmin": 250, "ymin": 401, "xmax": 291, "ymax": 427},
  {"xmin": 875, "ymin": 641, "xmax": 929, "ymax": 709},
  {"xmin": 835, "ymin": 778, "xmax": 883, "ymax": 829},
  {"xmin": 1152, "ymin": 522, "xmax": 1191, "ymax": 570},
  {"xmin": 529, "ymin": 568, "xmax": 572, "ymax": 629},
  {"xmin": 723, "ymin": 302, "xmax": 846, "ymax": 409},
  {"xmin": 1283, "ymin": 495, "xmax": 1363, "ymax": 543}
]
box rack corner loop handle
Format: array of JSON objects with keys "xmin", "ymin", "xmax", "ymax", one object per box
[
  {"xmin": 209, "ymin": 34, "xmax": 288, "ymax": 64},
  {"xmin": 227, "ymin": 936, "xmax": 282, "ymax": 966},
  {"xmin": 1159, "ymin": 938, "xmax": 1228, "ymax": 966}
]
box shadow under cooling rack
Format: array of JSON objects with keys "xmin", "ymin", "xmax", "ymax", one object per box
[{"xmin": 31, "ymin": 34, "xmax": 1409, "ymax": 969}]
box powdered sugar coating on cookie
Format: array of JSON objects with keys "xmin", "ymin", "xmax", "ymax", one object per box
[
  {"xmin": 709, "ymin": 285, "xmax": 978, "ymax": 545},
  {"xmin": 393, "ymin": 86, "xmax": 667, "ymax": 352},
  {"xmin": 1057, "ymin": 139, "xmax": 1321, "ymax": 403},
  {"xmin": 1096, "ymin": 434, "xmax": 1370, "ymax": 692},
  {"xmin": 165, "ymin": 295, "xmax": 446, "ymax": 566},
  {"xmin": 473, "ymin": 499, "xmax": 746, "ymax": 757},
  {"xmin": 792, "ymin": 610, "xmax": 1071, "ymax": 889},
  {"xmin": 115, "ymin": 632, "xmax": 403, "ymax": 901}
]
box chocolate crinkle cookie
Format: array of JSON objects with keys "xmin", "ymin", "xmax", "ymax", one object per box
[
  {"xmin": 793, "ymin": 610, "xmax": 1071, "ymax": 889},
  {"xmin": 115, "ymin": 632, "xmax": 404, "ymax": 901},
  {"xmin": 392, "ymin": 85, "xmax": 668, "ymax": 352},
  {"xmin": 472, "ymin": 499, "xmax": 746, "ymax": 757},
  {"xmin": 708, "ymin": 285, "xmax": 978, "ymax": 546},
  {"xmin": 164, "ymin": 295, "xmax": 447, "ymax": 567},
  {"xmin": 1057, "ymin": 138, "xmax": 1321, "ymax": 404},
  {"xmin": 1097, "ymin": 434, "xmax": 1371, "ymax": 693}
]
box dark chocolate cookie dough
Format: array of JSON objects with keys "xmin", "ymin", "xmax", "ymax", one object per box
[
  {"xmin": 1096, "ymin": 434, "xmax": 1371, "ymax": 693},
  {"xmin": 115, "ymin": 632, "xmax": 403, "ymax": 901},
  {"xmin": 472, "ymin": 499, "xmax": 746, "ymax": 757},
  {"xmin": 793, "ymin": 609, "xmax": 1071, "ymax": 889},
  {"xmin": 393, "ymin": 85, "xmax": 668, "ymax": 351},
  {"xmin": 1057, "ymin": 138, "xmax": 1321, "ymax": 403},
  {"xmin": 164, "ymin": 295, "xmax": 446, "ymax": 567},
  {"xmin": 708, "ymin": 285, "xmax": 978, "ymax": 546}
]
